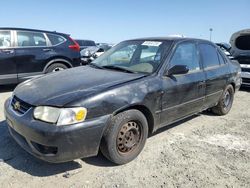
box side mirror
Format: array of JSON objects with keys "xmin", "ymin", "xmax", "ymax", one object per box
[{"xmin": 166, "ymin": 65, "xmax": 189, "ymax": 76}]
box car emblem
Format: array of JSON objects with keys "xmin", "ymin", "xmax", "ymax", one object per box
[{"xmin": 13, "ymin": 101, "xmax": 21, "ymax": 111}]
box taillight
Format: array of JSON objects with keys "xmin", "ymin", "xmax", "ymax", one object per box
[{"xmin": 69, "ymin": 37, "xmax": 80, "ymax": 52}]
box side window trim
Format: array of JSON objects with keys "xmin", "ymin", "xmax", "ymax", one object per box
[{"xmin": 13, "ymin": 30, "xmax": 48, "ymax": 48}]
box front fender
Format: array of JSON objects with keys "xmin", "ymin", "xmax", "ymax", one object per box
[{"xmin": 71, "ymin": 76, "xmax": 163, "ymax": 122}]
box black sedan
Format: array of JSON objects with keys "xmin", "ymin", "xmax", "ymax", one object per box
[{"xmin": 4, "ymin": 37, "xmax": 241, "ymax": 164}]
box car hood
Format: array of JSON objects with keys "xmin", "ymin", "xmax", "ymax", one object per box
[{"xmin": 14, "ymin": 66, "xmax": 145, "ymax": 106}]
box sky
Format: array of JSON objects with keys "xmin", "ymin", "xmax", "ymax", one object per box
[{"xmin": 0, "ymin": 0, "xmax": 249, "ymax": 44}]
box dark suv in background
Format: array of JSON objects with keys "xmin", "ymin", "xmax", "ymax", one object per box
[
  {"xmin": 75, "ymin": 39, "xmax": 96, "ymax": 50},
  {"xmin": 0, "ymin": 28, "xmax": 81, "ymax": 85}
]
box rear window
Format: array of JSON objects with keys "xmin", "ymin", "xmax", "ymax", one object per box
[
  {"xmin": 47, "ymin": 33, "xmax": 65, "ymax": 45},
  {"xmin": 76, "ymin": 40, "xmax": 95, "ymax": 46},
  {"xmin": 235, "ymin": 35, "xmax": 250, "ymax": 50},
  {"xmin": 17, "ymin": 31, "xmax": 47, "ymax": 47},
  {"xmin": 218, "ymin": 52, "xmax": 226, "ymax": 64},
  {"xmin": 199, "ymin": 44, "xmax": 220, "ymax": 68}
]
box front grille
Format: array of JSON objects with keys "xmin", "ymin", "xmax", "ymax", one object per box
[
  {"xmin": 241, "ymin": 68, "xmax": 250, "ymax": 72},
  {"xmin": 242, "ymin": 78, "xmax": 250, "ymax": 84},
  {"xmin": 11, "ymin": 96, "xmax": 32, "ymax": 114}
]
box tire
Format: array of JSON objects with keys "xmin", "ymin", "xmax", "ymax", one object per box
[
  {"xmin": 45, "ymin": 63, "xmax": 68, "ymax": 73},
  {"xmin": 100, "ymin": 110, "xmax": 148, "ymax": 165},
  {"xmin": 212, "ymin": 85, "xmax": 234, "ymax": 115}
]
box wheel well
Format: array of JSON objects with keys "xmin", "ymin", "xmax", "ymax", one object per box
[
  {"xmin": 114, "ymin": 105, "xmax": 154, "ymax": 134},
  {"xmin": 44, "ymin": 59, "xmax": 72, "ymax": 72},
  {"xmin": 51, "ymin": 61, "xmax": 71, "ymax": 68},
  {"xmin": 230, "ymin": 82, "xmax": 236, "ymax": 91}
]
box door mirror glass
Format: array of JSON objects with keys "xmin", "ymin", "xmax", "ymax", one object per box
[{"xmin": 167, "ymin": 65, "xmax": 189, "ymax": 76}]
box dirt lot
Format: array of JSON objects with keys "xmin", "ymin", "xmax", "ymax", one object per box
[{"xmin": 0, "ymin": 86, "xmax": 249, "ymax": 188}]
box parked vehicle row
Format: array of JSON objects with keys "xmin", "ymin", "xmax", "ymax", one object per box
[
  {"xmin": 4, "ymin": 37, "xmax": 241, "ymax": 164},
  {"xmin": 216, "ymin": 29, "xmax": 250, "ymax": 87},
  {"xmin": 80, "ymin": 43, "xmax": 113, "ymax": 65},
  {"xmin": 0, "ymin": 28, "xmax": 81, "ymax": 85},
  {"xmin": 229, "ymin": 29, "xmax": 250, "ymax": 87},
  {"xmin": 75, "ymin": 39, "xmax": 96, "ymax": 50}
]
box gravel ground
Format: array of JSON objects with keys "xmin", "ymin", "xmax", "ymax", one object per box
[{"xmin": 0, "ymin": 86, "xmax": 249, "ymax": 188}]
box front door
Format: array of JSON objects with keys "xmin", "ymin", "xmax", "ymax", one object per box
[
  {"xmin": 160, "ymin": 42, "xmax": 206, "ymax": 127},
  {"xmin": 0, "ymin": 30, "xmax": 17, "ymax": 84}
]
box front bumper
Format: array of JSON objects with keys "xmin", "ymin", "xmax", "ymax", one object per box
[
  {"xmin": 4, "ymin": 98, "xmax": 111, "ymax": 163},
  {"xmin": 241, "ymin": 71, "xmax": 250, "ymax": 86}
]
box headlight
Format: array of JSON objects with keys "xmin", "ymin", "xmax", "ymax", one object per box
[
  {"xmin": 82, "ymin": 50, "xmax": 91, "ymax": 57},
  {"xmin": 34, "ymin": 106, "xmax": 87, "ymax": 126}
]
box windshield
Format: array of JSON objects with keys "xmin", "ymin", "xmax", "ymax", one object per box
[{"xmin": 91, "ymin": 40, "xmax": 172, "ymax": 74}]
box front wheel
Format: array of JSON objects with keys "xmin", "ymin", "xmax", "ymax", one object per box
[
  {"xmin": 100, "ymin": 110, "xmax": 148, "ymax": 165},
  {"xmin": 212, "ymin": 85, "xmax": 234, "ymax": 115}
]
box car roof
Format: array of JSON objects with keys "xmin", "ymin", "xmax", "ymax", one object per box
[
  {"xmin": 0, "ymin": 27, "xmax": 68, "ymax": 36},
  {"xmin": 126, "ymin": 37, "xmax": 212, "ymax": 44}
]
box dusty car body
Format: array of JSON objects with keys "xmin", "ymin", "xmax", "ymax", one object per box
[
  {"xmin": 230, "ymin": 29, "xmax": 250, "ymax": 86},
  {"xmin": 4, "ymin": 37, "xmax": 241, "ymax": 164}
]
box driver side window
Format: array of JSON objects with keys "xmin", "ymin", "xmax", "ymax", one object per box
[{"xmin": 170, "ymin": 43, "xmax": 200, "ymax": 72}]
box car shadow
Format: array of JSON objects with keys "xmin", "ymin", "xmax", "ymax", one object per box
[
  {"xmin": 149, "ymin": 114, "xmax": 200, "ymax": 137},
  {"xmin": 0, "ymin": 84, "xmax": 17, "ymax": 93},
  {"xmin": 81, "ymin": 153, "xmax": 116, "ymax": 167},
  {"xmin": 0, "ymin": 120, "xmax": 82, "ymax": 177}
]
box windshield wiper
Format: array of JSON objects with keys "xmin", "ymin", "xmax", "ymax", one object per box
[
  {"xmin": 88, "ymin": 63, "xmax": 104, "ymax": 69},
  {"xmin": 102, "ymin": 65, "xmax": 137, "ymax": 73}
]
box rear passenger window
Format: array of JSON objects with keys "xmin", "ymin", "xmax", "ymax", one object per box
[
  {"xmin": 47, "ymin": 34, "xmax": 65, "ymax": 45},
  {"xmin": 17, "ymin": 31, "xmax": 47, "ymax": 47},
  {"xmin": 170, "ymin": 43, "xmax": 200, "ymax": 71},
  {"xmin": 199, "ymin": 44, "xmax": 220, "ymax": 68},
  {"xmin": 218, "ymin": 52, "xmax": 226, "ymax": 64},
  {"xmin": 0, "ymin": 31, "xmax": 11, "ymax": 48},
  {"xmin": 82, "ymin": 40, "xmax": 95, "ymax": 46}
]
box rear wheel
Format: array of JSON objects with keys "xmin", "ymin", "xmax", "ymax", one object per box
[
  {"xmin": 45, "ymin": 63, "xmax": 68, "ymax": 73},
  {"xmin": 212, "ymin": 85, "xmax": 234, "ymax": 115},
  {"xmin": 100, "ymin": 110, "xmax": 148, "ymax": 165}
]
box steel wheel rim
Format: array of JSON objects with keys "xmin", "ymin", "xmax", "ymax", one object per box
[
  {"xmin": 117, "ymin": 121, "xmax": 141, "ymax": 154},
  {"xmin": 52, "ymin": 67, "xmax": 64, "ymax": 72},
  {"xmin": 223, "ymin": 90, "xmax": 231, "ymax": 109}
]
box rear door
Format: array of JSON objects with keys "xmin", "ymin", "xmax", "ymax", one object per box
[
  {"xmin": 198, "ymin": 43, "xmax": 230, "ymax": 109},
  {"xmin": 160, "ymin": 42, "xmax": 206, "ymax": 126},
  {"xmin": 0, "ymin": 30, "xmax": 17, "ymax": 84},
  {"xmin": 14, "ymin": 30, "xmax": 50, "ymax": 82}
]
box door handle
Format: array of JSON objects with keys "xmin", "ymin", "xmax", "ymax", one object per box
[
  {"xmin": 198, "ymin": 81, "xmax": 206, "ymax": 89},
  {"xmin": 43, "ymin": 48, "xmax": 53, "ymax": 52},
  {"xmin": 1, "ymin": 49, "xmax": 14, "ymax": 54}
]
